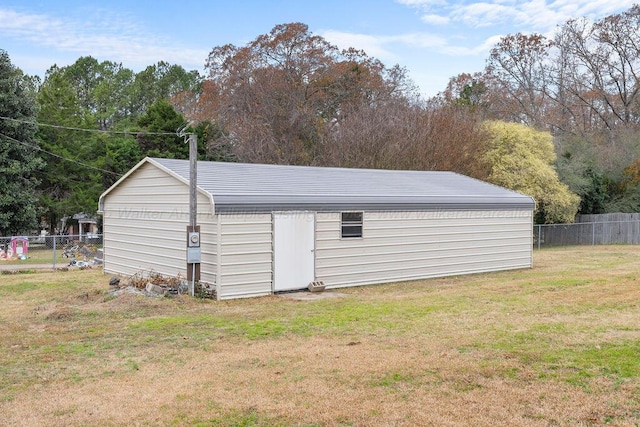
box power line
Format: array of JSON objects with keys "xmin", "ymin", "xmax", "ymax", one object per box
[
  {"xmin": 0, "ymin": 116, "xmax": 182, "ymax": 136},
  {"xmin": 0, "ymin": 132, "xmax": 120, "ymax": 176}
]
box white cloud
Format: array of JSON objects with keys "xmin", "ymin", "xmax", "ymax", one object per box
[
  {"xmin": 453, "ymin": 3, "xmax": 522, "ymax": 28},
  {"xmin": 321, "ymin": 30, "xmax": 397, "ymax": 60},
  {"xmin": 551, "ymin": 0, "xmax": 637, "ymax": 20},
  {"xmin": 387, "ymin": 0, "xmax": 640, "ymax": 77},
  {"xmin": 0, "ymin": 9, "xmax": 59, "ymax": 38},
  {"xmin": 398, "ymin": 0, "xmax": 639, "ymax": 33},
  {"xmin": 444, "ymin": 34, "xmax": 504, "ymax": 56},
  {"xmin": 322, "ymin": 29, "xmax": 453, "ymax": 61},
  {"xmin": 0, "ymin": 8, "xmax": 207, "ymax": 73},
  {"xmin": 420, "ymin": 14, "xmax": 450, "ymax": 25}
]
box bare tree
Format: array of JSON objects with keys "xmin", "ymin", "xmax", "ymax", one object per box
[
  {"xmin": 192, "ymin": 23, "xmax": 416, "ymax": 166},
  {"xmin": 173, "ymin": 22, "xmax": 491, "ymax": 181},
  {"xmin": 321, "ymin": 98, "xmax": 489, "ymax": 178},
  {"xmin": 185, "ymin": 23, "xmax": 419, "ymax": 166},
  {"xmin": 485, "ymin": 33, "xmax": 554, "ymax": 129},
  {"xmin": 554, "ymin": 8, "xmax": 640, "ymax": 132},
  {"xmin": 484, "ymin": 7, "xmax": 640, "ymax": 135}
]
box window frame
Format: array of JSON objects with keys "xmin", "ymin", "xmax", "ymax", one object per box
[{"xmin": 341, "ymin": 211, "xmax": 363, "ymax": 239}]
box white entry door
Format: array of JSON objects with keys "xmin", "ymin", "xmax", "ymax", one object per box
[{"xmin": 273, "ymin": 212, "xmax": 315, "ymax": 292}]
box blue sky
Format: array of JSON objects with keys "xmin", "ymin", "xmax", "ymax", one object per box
[{"xmin": 1, "ymin": 0, "xmax": 636, "ymax": 98}]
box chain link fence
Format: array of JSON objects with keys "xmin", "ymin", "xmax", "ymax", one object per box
[
  {"xmin": 0, "ymin": 234, "xmax": 103, "ymax": 268},
  {"xmin": 3, "ymin": 220, "xmax": 640, "ymax": 263}
]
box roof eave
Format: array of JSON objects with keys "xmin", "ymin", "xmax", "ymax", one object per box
[{"xmin": 213, "ymin": 201, "xmax": 535, "ymax": 214}]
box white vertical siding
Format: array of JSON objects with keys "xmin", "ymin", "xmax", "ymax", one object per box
[
  {"xmin": 316, "ymin": 210, "xmax": 533, "ymax": 289},
  {"xmin": 200, "ymin": 215, "xmax": 217, "ymax": 286},
  {"xmin": 217, "ymin": 213, "xmax": 273, "ymax": 299},
  {"xmin": 102, "ymin": 162, "xmax": 216, "ymax": 280}
]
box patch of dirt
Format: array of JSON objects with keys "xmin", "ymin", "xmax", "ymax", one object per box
[{"xmin": 44, "ymin": 307, "xmax": 74, "ymax": 321}]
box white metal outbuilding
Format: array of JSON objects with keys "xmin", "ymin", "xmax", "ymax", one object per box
[{"xmin": 98, "ymin": 157, "xmax": 535, "ymax": 299}]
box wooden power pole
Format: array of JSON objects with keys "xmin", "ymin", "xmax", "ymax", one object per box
[{"xmin": 186, "ymin": 133, "xmax": 200, "ymax": 295}]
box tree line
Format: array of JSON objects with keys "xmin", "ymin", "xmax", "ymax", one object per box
[
  {"xmin": 3, "ymin": 7, "xmax": 640, "ymax": 235},
  {"xmin": 445, "ymin": 5, "xmax": 640, "ymax": 214}
]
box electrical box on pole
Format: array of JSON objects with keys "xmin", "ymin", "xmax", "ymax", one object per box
[{"xmin": 187, "ymin": 230, "xmax": 201, "ymax": 263}]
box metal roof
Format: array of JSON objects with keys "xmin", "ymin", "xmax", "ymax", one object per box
[{"xmin": 145, "ymin": 157, "xmax": 534, "ymax": 213}]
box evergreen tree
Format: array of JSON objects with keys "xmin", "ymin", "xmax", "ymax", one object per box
[
  {"xmin": 136, "ymin": 99, "xmax": 187, "ymax": 159},
  {"xmin": 0, "ymin": 50, "xmax": 43, "ymax": 235}
]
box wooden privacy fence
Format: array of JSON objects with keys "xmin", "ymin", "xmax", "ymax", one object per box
[{"xmin": 534, "ymin": 213, "xmax": 640, "ymax": 248}]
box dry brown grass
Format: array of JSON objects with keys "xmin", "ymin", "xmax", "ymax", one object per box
[{"xmin": 1, "ymin": 246, "xmax": 640, "ymax": 426}]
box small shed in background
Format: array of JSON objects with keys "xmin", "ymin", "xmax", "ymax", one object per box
[
  {"xmin": 68, "ymin": 213, "xmax": 99, "ymax": 241},
  {"xmin": 98, "ymin": 157, "xmax": 535, "ymax": 299}
]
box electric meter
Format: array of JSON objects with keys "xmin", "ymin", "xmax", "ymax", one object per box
[{"xmin": 188, "ymin": 231, "xmax": 200, "ymax": 247}]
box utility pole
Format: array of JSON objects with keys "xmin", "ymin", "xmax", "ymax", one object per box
[
  {"xmin": 184, "ymin": 132, "xmax": 200, "ymax": 296},
  {"xmin": 189, "ymin": 133, "xmax": 197, "ymax": 230}
]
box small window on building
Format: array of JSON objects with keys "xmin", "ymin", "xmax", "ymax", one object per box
[{"xmin": 341, "ymin": 212, "xmax": 363, "ymax": 238}]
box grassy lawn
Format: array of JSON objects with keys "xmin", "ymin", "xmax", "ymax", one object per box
[
  {"xmin": 0, "ymin": 248, "xmax": 67, "ymax": 265},
  {"xmin": 1, "ymin": 246, "xmax": 639, "ymax": 426}
]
